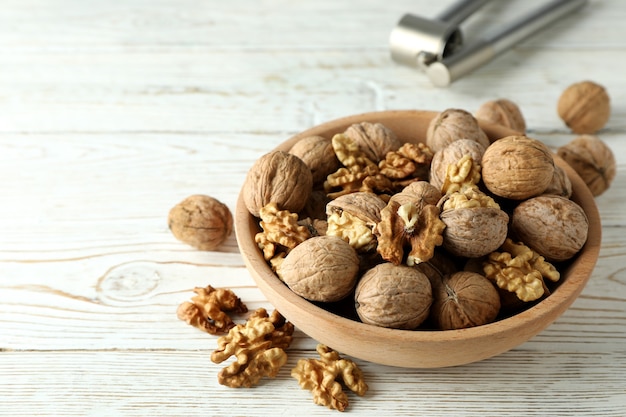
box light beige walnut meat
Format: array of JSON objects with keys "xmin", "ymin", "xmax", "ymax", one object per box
[
  {"xmin": 326, "ymin": 192, "xmax": 387, "ymax": 252},
  {"xmin": 379, "ymin": 142, "xmax": 433, "ymax": 182},
  {"xmin": 243, "ymin": 150, "xmax": 313, "ymax": 217},
  {"xmin": 292, "ymin": 344, "xmax": 368, "ymax": 412},
  {"xmin": 277, "ymin": 236, "xmax": 360, "ymax": 302},
  {"xmin": 430, "ymin": 271, "xmax": 501, "ymax": 330},
  {"xmin": 343, "ymin": 121, "xmax": 404, "ymax": 162},
  {"xmin": 289, "ymin": 135, "xmax": 340, "ymax": 185},
  {"xmin": 475, "ymin": 98, "xmax": 526, "ymax": 133},
  {"xmin": 481, "ymin": 135, "xmax": 555, "ymax": 200},
  {"xmin": 511, "ymin": 195, "xmax": 588, "ymax": 262},
  {"xmin": 168, "ymin": 195, "xmax": 233, "ymax": 251},
  {"xmin": 176, "ymin": 285, "xmax": 248, "ymax": 335},
  {"xmin": 557, "ymin": 80, "xmax": 610, "ymax": 134},
  {"xmin": 355, "ymin": 262, "xmax": 433, "ymax": 329},
  {"xmin": 426, "ymin": 108, "xmax": 490, "ymax": 153},
  {"xmin": 211, "ymin": 308, "xmax": 294, "ymax": 388},
  {"xmin": 557, "ymin": 135, "xmax": 616, "ymax": 196},
  {"xmin": 255, "ymin": 202, "xmax": 311, "ymax": 263},
  {"xmin": 430, "ymin": 139, "xmax": 486, "ymax": 191},
  {"xmin": 483, "ymin": 239, "xmax": 560, "ymax": 302}
]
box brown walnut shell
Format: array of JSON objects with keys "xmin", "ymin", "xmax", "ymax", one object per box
[
  {"xmin": 429, "ymin": 139, "xmax": 486, "ymax": 191},
  {"xmin": 242, "ymin": 150, "xmax": 313, "ymax": 217},
  {"xmin": 475, "ymin": 98, "xmax": 526, "ymax": 133},
  {"xmin": 426, "ymin": 108, "xmax": 490, "ymax": 153},
  {"xmin": 557, "ymin": 80, "xmax": 610, "ymax": 134},
  {"xmin": 430, "ymin": 271, "xmax": 501, "ymax": 330},
  {"xmin": 289, "ymin": 135, "xmax": 340, "ymax": 185},
  {"xmin": 389, "ymin": 181, "xmax": 442, "ymax": 207},
  {"xmin": 355, "ymin": 262, "xmax": 432, "ymax": 329},
  {"xmin": 440, "ymin": 207, "xmax": 509, "ymax": 258},
  {"xmin": 511, "ymin": 195, "xmax": 589, "ymax": 262},
  {"xmin": 557, "ymin": 135, "xmax": 616, "ymax": 196},
  {"xmin": 278, "ymin": 236, "xmax": 360, "ymax": 302},
  {"xmin": 481, "ymin": 135, "xmax": 555, "ymax": 200},
  {"xmin": 344, "ymin": 122, "xmax": 404, "ymax": 162},
  {"xmin": 326, "ymin": 191, "xmax": 387, "ymax": 226}
]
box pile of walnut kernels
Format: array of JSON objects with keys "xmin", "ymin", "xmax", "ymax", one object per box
[{"xmin": 169, "ymin": 80, "xmax": 615, "ymax": 412}]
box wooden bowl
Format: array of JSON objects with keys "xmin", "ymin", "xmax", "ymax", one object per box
[{"xmin": 235, "ymin": 110, "xmax": 601, "ymax": 368}]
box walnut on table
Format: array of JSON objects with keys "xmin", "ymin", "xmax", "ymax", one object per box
[
  {"xmin": 168, "ymin": 194, "xmax": 233, "ymax": 251},
  {"xmin": 292, "ymin": 344, "xmax": 368, "ymax": 412},
  {"xmin": 176, "ymin": 285, "xmax": 248, "ymax": 335},
  {"xmin": 211, "ymin": 308, "xmax": 294, "ymax": 388},
  {"xmin": 557, "ymin": 80, "xmax": 610, "ymax": 134}
]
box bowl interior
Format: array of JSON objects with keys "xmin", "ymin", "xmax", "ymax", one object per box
[{"xmin": 235, "ymin": 110, "xmax": 601, "ymax": 368}]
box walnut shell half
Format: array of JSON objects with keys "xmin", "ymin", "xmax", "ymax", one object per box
[{"xmin": 430, "ymin": 271, "xmax": 501, "ymax": 330}]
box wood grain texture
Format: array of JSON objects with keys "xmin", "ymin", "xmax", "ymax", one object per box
[{"xmin": 1, "ymin": 0, "xmax": 625, "ymax": 415}]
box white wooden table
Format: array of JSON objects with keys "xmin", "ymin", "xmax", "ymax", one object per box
[{"xmin": 1, "ymin": 0, "xmax": 625, "ymax": 415}]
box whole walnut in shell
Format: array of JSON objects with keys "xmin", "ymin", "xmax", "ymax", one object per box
[
  {"xmin": 475, "ymin": 98, "xmax": 526, "ymax": 133},
  {"xmin": 440, "ymin": 206, "xmax": 509, "ymax": 259},
  {"xmin": 243, "ymin": 150, "xmax": 313, "ymax": 217},
  {"xmin": 354, "ymin": 262, "xmax": 432, "ymax": 329},
  {"xmin": 277, "ymin": 236, "xmax": 360, "ymax": 302},
  {"xmin": 343, "ymin": 122, "xmax": 404, "ymax": 162},
  {"xmin": 543, "ymin": 165, "xmax": 572, "ymax": 198},
  {"xmin": 481, "ymin": 135, "xmax": 555, "ymax": 200},
  {"xmin": 557, "ymin": 135, "xmax": 616, "ymax": 196},
  {"xmin": 430, "ymin": 271, "xmax": 501, "ymax": 330},
  {"xmin": 426, "ymin": 108, "xmax": 490, "ymax": 153},
  {"xmin": 289, "ymin": 135, "xmax": 340, "ymax": 185},
  {"xmin": 557, "ymin": 80, "xmax": 610, "ymax": 134},
  {"xmin": 168, "ymin": 195, "xmax": 232, "ymax": 251},
  {"xmin": 429, "ymin": 139, "xmax": 486, "ymax": 191},
  {"xmin": 511, "ymin": 195, "xmax": 588, "ymax": 262}
]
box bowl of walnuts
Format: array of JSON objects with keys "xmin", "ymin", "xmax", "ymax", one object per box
[{"xmin": 235, "ymin": 109, "xmax": 601, "ymax": 368}]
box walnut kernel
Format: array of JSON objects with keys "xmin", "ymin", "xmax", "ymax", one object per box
[
  {"xmin": 557, "ymin": 80, "xmax": 610, "ymax": 134},
  {"xmin": 168, "ymin": 194, "xmax": 233, "ymax": 251}
]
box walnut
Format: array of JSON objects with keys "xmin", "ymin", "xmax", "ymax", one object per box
[
  {"xmin": 292, "ymin": 344, "xmax": 368, "ymax": 412},
  {"xmin": 211, "ymin": 308, "xmax": 294, "ymax": 388},
  {"xmin": 344, "ymin": 121, "xmax": 404, "ymax": 162},
  {"xmin": 168, "ymin": 195, "xmax": 233, "ymax": 251},
  {"xmin": 299, "ymin": 190, "xmax": 331, "ymax": 220},
  {"xmin": 475, "ymin": 98, "xmax": 526, "ymax": 133},
  {"xmin": 379, "ymin": 142, "xmax": 433, "ymax": 181},
  {"xmin": 324, "ymin": 134, "xmax": 393, "ymax": 199},
  {"xmin": 426, "ymin": 108, "xmax": 490, "ymax": 153},
  {"xmin": 430, "ymin": 271, "xmax": 501, "ymax": 330},
  {"xmin": 483, "ymin": 239, "xmax": 560, "ymax": 302},
  {"xmin": 511, "ymin": 195, "xmax": 588, "ymax": 262},
  {"xmin": 389, "ymin": 180, "xmax": 442, "ymax": 207},
  {"xmin": 255, "ymin": 203, "xmax": 311, "ymax": 263},
  {"xmin": 243, "ymin": 150, "xmax": 313, "ymax": 217},
  {"xmin": 543, "ymin": 165, "xmax": 572, "ymax": 198},
  {"xmin": 289, "ymin": 135, "xmax": 340, "ymax": 185},
  {"xmin": 557, "ymin": 135, "xmax": 616, "ymax": 196},
  {"xmin": 354, "ymin": 262, "xmax": 433, "ymax": 329},
  {"xmin": 481, "ymin": 135, "xmax": 555, "ymax": 200},
  {"xmin": 277, "ymin": 236, "xmax": 360, "ymax": 302},
  {"xmin": 176, "ymin": 286, "xmax": 247, "ymax": 335},
  {"xmin": 429, "ymin": 139, "xmax": 486, "ymax": 191},
  {"xmin": 326, "ymin": 192, "xmax": 387, "ymax": 252},
  {"xmin": 557, "ymin": 80, "xmax": 610, "ymax": 134},
  {"xmin": 375, "ymin": 199, "xmax": 445, "ymax": 266}
]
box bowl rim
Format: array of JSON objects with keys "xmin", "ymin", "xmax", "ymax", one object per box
[{"xmin": 235, "ymin": 109, "xmax": 601, "ymax": 367}]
